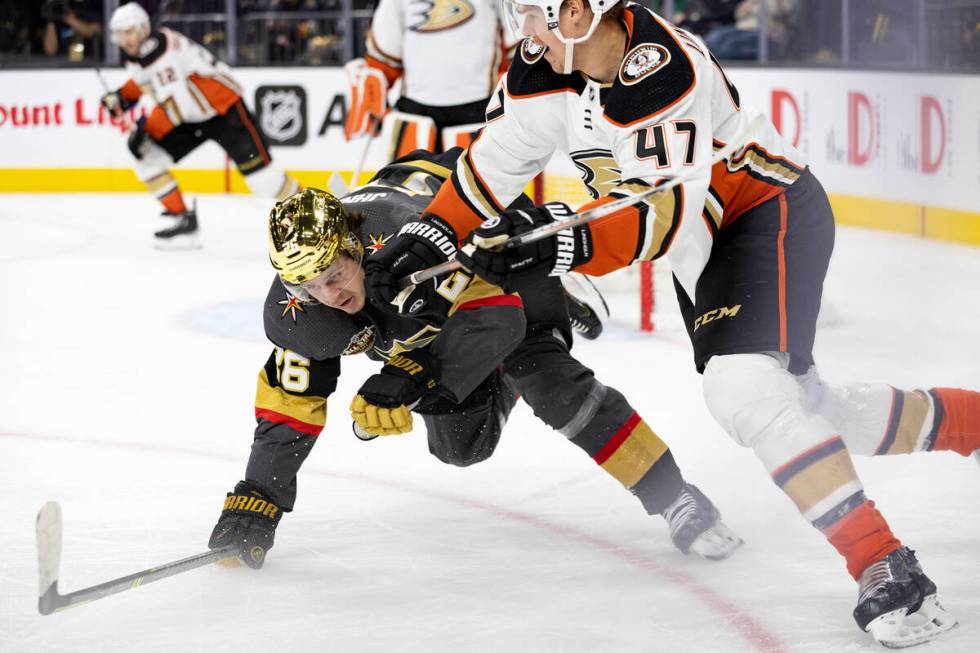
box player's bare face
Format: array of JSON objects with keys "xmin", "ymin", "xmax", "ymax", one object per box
[
  {"xmin": 114, "ymin": 27, "xmax": 145, "ymax": 58},
  {"xmin": 301, "ymin": 255, "xmax": 366, "ymax": 314}
]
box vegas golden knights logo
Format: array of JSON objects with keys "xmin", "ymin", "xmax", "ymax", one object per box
[
  {"xmin": 570, "ymin": 149, "xmax": 622, "ymax": 199},
  {"xmin": 411, "ymin": 0, "xmax": 475, "ymax": 33}
]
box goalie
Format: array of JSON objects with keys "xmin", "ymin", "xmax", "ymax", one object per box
[{"xmin": 344, "ymin": 0, "xmax": 517, "ymax": 160}]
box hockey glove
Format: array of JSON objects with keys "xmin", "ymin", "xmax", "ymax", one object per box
[
  {"xmin": 364, "ymin": 214, "xmax": 459, "ymax": 308},
  {"xmin": 100, "ymin": 90, "xmax": 135, "ymax": 118},
  {"xmin": 208, "ymin": 481, "xmax": 283, "ymax": 570},
  {"xmin": 350, "ymin": 349, "xmax": 439, "ymax": 436},
  {"xmin": 457, "ymin": 202, "xmax": 592, "ymax": 292},
  {"xmin": 127, "ymin": 116, "xmax": 152, "ymax": 159}
]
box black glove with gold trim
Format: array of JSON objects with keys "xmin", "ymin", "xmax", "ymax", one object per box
[
  {"xmin": 350, "ymin": 349, "xmax": 439, "ymax": 436},
  {"xmin": 208, "ymin": 481, "xmax": 283, "ymax": 569}
]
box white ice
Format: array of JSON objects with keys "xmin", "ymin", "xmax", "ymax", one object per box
[{"xmin": 1, "ymin": 193, "xmax": 978, "ymax": 653}]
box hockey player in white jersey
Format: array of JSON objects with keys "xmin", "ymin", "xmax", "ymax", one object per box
[
  {"xmin": 101, "ymin": 3, "xmax": 301, "ymax": 245},
  {"xmin": 363, "ymin": 1, "xmax": 980, "ymax": 647},
  {"xmin": 345, "ymin": 0, "xmax": 516, "ymax": 159}
]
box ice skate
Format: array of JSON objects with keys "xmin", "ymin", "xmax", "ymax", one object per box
[
  {"xmin": 661, "ymin": 483, "xmax": 743, "ymax": 561},
  {"xmin": 561, "ymin": 272, "xmax": 609, "ymax": 340},
  {"xmin": 853, "ymin": 547, "xmax": 957, "ymax": 648},
  {"xmin": 154, "ymin": 206, "xmax": 200, "ymax": 250}
]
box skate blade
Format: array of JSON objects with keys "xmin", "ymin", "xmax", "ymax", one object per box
[
  {"xmin": 867, "ymin": 594, "xmax": 958, "ymax": 649},
  {"xmin": 689, "ymin": 520, "xmax": 744, "ymax": 561},
  {"xmin": 154, "ymin": 233, "xmax": 202, "ymax": 251}
]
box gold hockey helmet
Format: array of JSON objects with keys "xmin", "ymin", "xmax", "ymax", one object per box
[{"xmin": 268, "ymin": 188, "xmax": 364, "ymax": 285}]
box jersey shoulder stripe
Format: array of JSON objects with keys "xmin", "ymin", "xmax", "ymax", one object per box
[
  {"xmin": 603, "ymin": 7, "xmax": 696, "ymax": 127},
  {"xmin": 506, "ymin": 39, "xmax": 587, "ymax": 99}
]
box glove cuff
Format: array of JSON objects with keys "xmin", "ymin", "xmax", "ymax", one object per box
[
  {"xmin": 384, "ymin": 348, "xmax": 439, "ymax": 393},
  {"xmin": 399, "ymin": 214, "xmax": 459, "ymax": 261},
  {"xmin": 222, "ymin": 481, "xmax": 284, "ymax": 525},
  {"xmin": 550, "ymin": 222, "xmax": 592, "ymax": 276}
]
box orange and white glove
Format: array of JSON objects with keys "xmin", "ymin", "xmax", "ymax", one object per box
[{"xmin": 344, "ymin": 58, "xmax": 387, "ymax": 141}]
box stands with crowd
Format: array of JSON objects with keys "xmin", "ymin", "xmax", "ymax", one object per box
[{"xmin": 0, "ymin": 0, "xmax": 976, "ymax": 70}]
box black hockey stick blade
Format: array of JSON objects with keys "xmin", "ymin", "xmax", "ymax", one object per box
[{"xmin": 36, "ymin": 501, "xmax": 239, "ymax": 615}]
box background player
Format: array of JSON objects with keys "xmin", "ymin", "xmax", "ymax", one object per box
[
  {"xmin": 344, "ymin": 0, "xmax": 516, "ymax": 161},
  {"xmin": 361, "ymin": 0, "xmax": 980, "ymax": 647},
  {"xmin": 207, "ymin": 150, "xmax": 742, "ymax": 570},
  {"xmin": 101, "ymin": 2, "xmax": 301, "ymax": 246}
]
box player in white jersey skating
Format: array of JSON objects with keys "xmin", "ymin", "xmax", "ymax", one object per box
[
  {"xmin": 101, "ymin": 3, "xmax": 300, "ymax": 246},
  {"xmin": 345, "ymin": 0, "xmax": 517, "ymax": 160},
  {"xmin": 362, "ymin": 1, "xmax": 980, "ymax": 647}
]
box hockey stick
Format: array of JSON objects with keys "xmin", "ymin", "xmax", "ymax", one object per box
[
  {"xmin": 398, "ymin": 114, "xmax": 767, "ymax": 289},
  {"xmin": 349, "ymin": 114, "xmax": 381, "ymax": 192},
  {"xmin": 94, "ymin": 65, "xmax": 134, "ymax": 132},
  {"xmin": 36, "ymin": 502, "xmax": 237, "ymax": 615}
]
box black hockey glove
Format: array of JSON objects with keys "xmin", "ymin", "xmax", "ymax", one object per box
[
  {"xmin": 364, "ymin": 214, "xmax": 458, "ymax": 308},
  {"xmin": 100, "ymin": 90, "xmax": 135, "ymax": 118},
  {"xmin": 350, "ymin": 349, "xmax": 439, "ymax": 436},
  {"xmin": 127, "ymin": 116, "xmax": 152, "ymax": 159},
  {"xmin": 456, "ymin": 202, "xmax": 592, "ymax": 292},
  {"xmin": 208, "ymin": 481, "xmax": 283, "ymax": 569}
]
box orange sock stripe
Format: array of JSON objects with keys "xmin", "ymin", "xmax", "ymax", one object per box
[
  {"xmin": 159, "ymin": 188, "xmax": 187, "ymax": 214},
  {"xmin": 822, "ymin": 500, "xmax": 902, "ymax": 580},
  {"xmin": 929, "ymin": 388, "xmax": 980, "ymax": 456}
]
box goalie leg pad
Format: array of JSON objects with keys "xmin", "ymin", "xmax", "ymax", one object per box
[
  {"xmin": 440, "ymin": 122, "xmax": 484, "ymax": 151},
  {"xmin": 380, "ymin": 111, "xmax": 437, "ymax": 160}
]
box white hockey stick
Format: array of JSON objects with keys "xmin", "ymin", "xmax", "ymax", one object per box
[
  {"xmin": 36, "ymin": 502, "xmax": 236, "ymax": 615},
  {"xmin": 399, "ymin": 114, "xmax": 766, "ymax": 289}
]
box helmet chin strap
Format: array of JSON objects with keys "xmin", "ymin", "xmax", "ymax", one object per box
[
  {"xmin": 563, "ymin": 41, "xmax": 575, "ymax": 74},
  {"xmin": 555, "ymin": 10, "xmax": 603, "ymax": 75}
]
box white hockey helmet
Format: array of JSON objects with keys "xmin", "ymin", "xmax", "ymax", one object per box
[
  {"xmin": 109, "ymin": 2, "xmax": 151, "ymax": 44},
  {"xmin": 503, "ymin": 0, "xmax": 622, "ymax": 74}
]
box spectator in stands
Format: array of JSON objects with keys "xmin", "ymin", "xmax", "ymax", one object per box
[
  {"xmin": 703, "ymin": 0, "xmax": 798, "ymax": 60},
  {"xmin": 674, "ymin": 0, "xmax": 738, "ymax": 37},
  {"xmin": 39, "ymin": 0, "xmax": 103, "ymax": 60}
]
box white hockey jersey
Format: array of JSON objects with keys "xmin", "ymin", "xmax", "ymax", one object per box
[
  {"xmin": 423, "ymin": 4, "xmax": 806, "ymax": 298},
  {"xmin": 365, "ymin": 0, "xmax": 516, "ymax": 106},
  {"xmin": 118, "ymin": 28, "xmax": 244, "ymax": 140}
]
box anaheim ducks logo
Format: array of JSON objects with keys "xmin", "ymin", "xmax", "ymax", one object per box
[
  {"xmin": 521, "ymin": 38, "xmax": 547, "ymax": 64},
  {"xmin": 570, "ymin": 149, "xmax": 622, "ymax": 199},
  {"xmin": 619, "ymin": 44, "xmax": 671, "ymax": 86},
  {"xmin": 410, "ymin": 0, "xmax": 474, "ymax": 33}
]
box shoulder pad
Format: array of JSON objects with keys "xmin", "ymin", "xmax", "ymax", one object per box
[
  {"xmin": 130, "ymin": 31, "xmax": 168, "ymax": 67},
  {"xmin": 262, "ymin": 277, "xmax": 373, "ymax": 359},
  {"xmin": 603, "ymin": 7, "xmax": 696, "ymax": 127},
  {"xmin": 506, "ymin": 38, "xmax": 586, "ymax": 99}
]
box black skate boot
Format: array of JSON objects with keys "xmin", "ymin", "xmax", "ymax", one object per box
[
  {"xmin": 560, "ymin": 272, "xmax": 609, "ymax": 340},
  {"xmin": 660, "ymin": 483, "xmax": 743, "ymax": 561},
  {"xmin": 154, "ymin": 205, "xmax": 199, "ymax": 249},
  {"xmin": 853, "ymin": 546, "xmax": 956, "ymax": 648}
]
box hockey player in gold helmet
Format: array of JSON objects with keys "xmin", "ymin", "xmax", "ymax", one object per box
[
  {"xmin": 268, "ymin": 189, "xmax": 366, "ymax": 313},
  {"xmin": 208, "ymin": 149, "xmax": 743, "ymax": 574}
]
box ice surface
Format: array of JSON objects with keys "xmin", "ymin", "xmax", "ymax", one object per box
[{"xmin": 1, "ymin": 193, "xmax": 978, "ymax": 652}]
